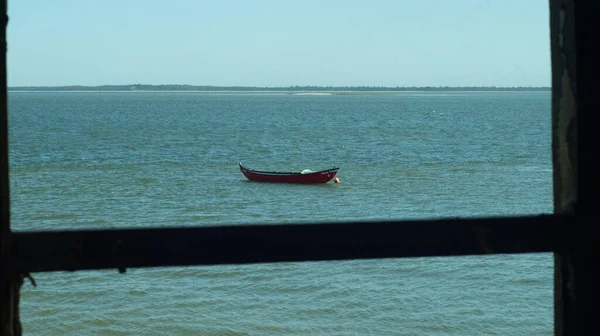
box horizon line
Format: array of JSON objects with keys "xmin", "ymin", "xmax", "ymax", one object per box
[{"xmin": 8, "ymin": 84, "xmax": 551, "ymax": 90}]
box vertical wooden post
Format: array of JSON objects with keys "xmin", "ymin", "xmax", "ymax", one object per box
[
  {"xmin": 552, "ymin": 0, "xmax": 599, "ymax": 335},
  {"xmin": 0, "ymin": 1, "xmax": 23, "ymax": 335}
]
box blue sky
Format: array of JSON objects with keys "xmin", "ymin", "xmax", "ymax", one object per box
[{"xmin": 7, "ymin": 0, "xmax": 550, "ymax": 87}]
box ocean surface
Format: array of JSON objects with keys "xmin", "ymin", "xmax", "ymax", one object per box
[{"xmin": 9, "ymin": 91, "xmax": 553, "ymax": 335}]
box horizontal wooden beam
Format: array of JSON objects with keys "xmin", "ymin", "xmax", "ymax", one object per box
[{"xmin": 9, "ymin": 214, "xmax": 573, "ymax": 273}]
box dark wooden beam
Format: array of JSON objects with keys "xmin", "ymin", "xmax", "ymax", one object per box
[
  {"xmin": 0, "ymin": 2, "xmax": 24, "ymax": 336},
  {"xmin": 10, "ymin": 215, "xmax": 567, "ymax": 273},
  {"xmin": 551, "ymin": 0, "xmax": 600, "ymax": 335}
]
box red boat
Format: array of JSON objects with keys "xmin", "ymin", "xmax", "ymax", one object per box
[{"xmin": 239, "ymin": 162, "xmax": 339, "ymax": 183}]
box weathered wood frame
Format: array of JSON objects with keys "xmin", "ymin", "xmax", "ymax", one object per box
[{"xmin": 1, "ymin": 0, "xmax": 596, "ymax": 335}]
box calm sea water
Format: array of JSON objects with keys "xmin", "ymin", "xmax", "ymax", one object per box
[{"xmin": 9, "ymin": 91, "xmax": 553, "ymax": 335}]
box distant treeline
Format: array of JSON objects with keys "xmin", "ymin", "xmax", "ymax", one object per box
[{"xmin": 8, "ymin": 84, "xmax": 551, "ymax": 92}]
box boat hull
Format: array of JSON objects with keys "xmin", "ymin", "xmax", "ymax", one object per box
[{"xmin": 239, "ymin": 162, "xmax": 339, "ymax": 183}]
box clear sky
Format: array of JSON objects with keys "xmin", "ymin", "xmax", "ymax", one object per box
[{"xmin": 7, "ymin": 0, "xmax": 550, "ymax": 87}]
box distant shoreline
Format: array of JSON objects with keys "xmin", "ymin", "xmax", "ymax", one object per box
[
  {"xmin": 7, "ymin": 85, "xmax": 551, "ymax": 92},
  {"xmin": 7, "ymin": 90, "xmax": 551, "ymax": 95}
]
